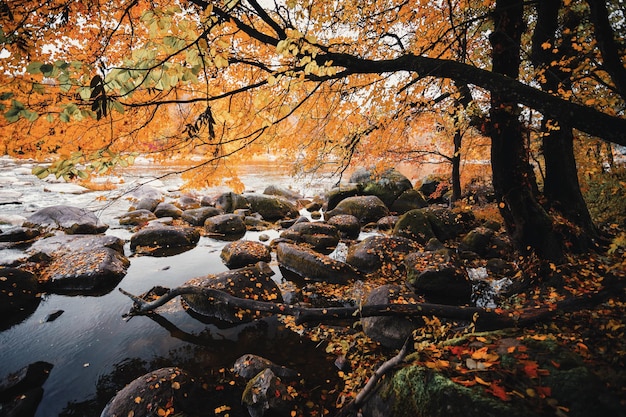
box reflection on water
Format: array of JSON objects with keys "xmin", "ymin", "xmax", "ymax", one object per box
[{"xmin": 0, "ymin": 157, "xmax": 340, "ymax": 417}]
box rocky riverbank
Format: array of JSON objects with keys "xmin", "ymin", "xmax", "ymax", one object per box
[{"xmin": 1, "ymin": 167, "xmax": 624, "ymax": 417}]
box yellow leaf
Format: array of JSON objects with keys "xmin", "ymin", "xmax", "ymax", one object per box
[{"xmin": 475, "ymin": 376, "xmax": 490, "ymax": 386}]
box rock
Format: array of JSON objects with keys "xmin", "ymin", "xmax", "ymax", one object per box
[
  {"xmin": 263, "ymin": 185, "xmax": 302, "ymax": 201},
  {"xmin": 127, "ymin": 185, "xmax": 163, "ymax": 202},
  {"xmin": 153, "ymin": 202, "xmax": 183, "ymax": 219},
  {"xmin": 244, "ymin": 194, "xmax": 299, "ymax": 221},
  {"xmin": 325, "ymin": 184, "xmax": 360, "ymax": 211},
  {"xmin": 276, "ymin": 242, "xmax": 360, "ymax": 285},
  {"xmin": 361, "ymin": 285, "xmax": 422, "ymax": 349},
  {"xmin": 363, "ymin": 338, "xmax": 623, "ymax": 417},
  {"xmin": 41, "ymin": 247, "xmax": 130, "ymax": 295},
  {"xmin": 204, "ymin": 213, "xmax": 247, "ymax": 238},
  {"xmin": 482, "ymin": 219, "xmax": 501, "ymax": 231},
  {"xmin": 350, "ymin": 167, "xmax": 413, "ymax": 207},
  {"xmin": 0, "ymin": 361, "xmax": 53, "ymax": 417},
  {"xmin": 0, "ymin": 267, "xmax": 40, "ymax": 322},
  {"xmin": 327, "ymin": 214, "xmax": 361, "ymax": 239},
  {"xmin": 392, "ymin": 209, "xmax": 435, "ymax": 244},
  {"xmin": 130, "ymin": 225, "xmax": 200, "ymax": 255},
  {"xmin": 118, "ymin": 209, "xmax": 157, "ymax": 226},
  {"xmin": 405, "ymin": 251, "xmax": 472, "ymax": 305},
  {"xmin": 305, "ymin": 201, "xmax": 323, "ymax": 212},
  {"xmin": 325, "ymin": 195, "xmax": 389, "ymax": 224},
  {"xmin": 242, "ymin": 369, "xmax": 296, "ymax": 417},
  {"xmin": 346, "ymin": 235, "xmax": 421, "ymax": 275},
  {"xmin": 28, "ymin": 234, "xmax": 125, "ymax": 263},
  {"xmin": 234, "ymin": 354, "xmax": 299, "ymax": 380},
  {"xmin": 458, "ymin": 226, "xmax": 495, "ymax": 257},
  {"xmin": 23, "ymin": 205, "xmax": 108, "ymax": 234},
  {"xmin": 101, "ymin": 367, "xmax": 209, "ymax": 417},
  {"xmin": 133, "ymin": 197, "xmax": 162, "ymax": 212},
  {"xmin": 221, "ymin": 240, "xmax": 271, "ymax": 269},
  {"xmin": 423, "ymin": 207, "xmax": 474, "ymax": 241},
  {"xmin": 280, "ymin": 222, "xmax": 340, "ymax": 250},
  {"xmin": 376, "ymin": 215, "xmax": 399, "ymax": 231},
  {"xmin": 181, "ymin": 206, "xmax": 223, "ymax": 226},
  {"xmin": 390, "ymin": 188, "xmax": 428, "ymax": 214},
  {"xmin": 43, "ymin": 310, "xmax": 64, "ymax": 322},
  {"xmin": 215, "ymin": 191, "xmax": 250, "ymax": 213},
  {"xmin": 0, "ymin": 227, "xmax": 40, "ymax": 243},
  {"xmin": 0, "ymin": 213, "xmax": 26, "ymax": 227},
  {"xmin": 176, "ymin": 194, "xmax": 201, "ymax": 210},
  {"xmin": 181, "ymin": 262, "xmax": 281, "ymax": 323}
]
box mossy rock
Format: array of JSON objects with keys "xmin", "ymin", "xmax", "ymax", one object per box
[
  {"xmin": 364, "ymin": 366, "xmax": 528, "ymax": 417},
  {"xmin": 392, "ymin": 209, "xmax": 435, "ymax": 244}
]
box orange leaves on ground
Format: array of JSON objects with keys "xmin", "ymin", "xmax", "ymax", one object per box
[{"xmin": 485, "ymin": 382, "xmax": 510, "ymax": 401}]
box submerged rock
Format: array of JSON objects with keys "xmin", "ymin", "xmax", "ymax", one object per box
[
  {"xmin": 204, "ymin": 213, "xmax": 247, "ymax": 238},
  {"xmin": 0, "ymin": 361, "xmax": 53, "ymax": 417},
  {"xmin": 242, "ymin": 368, "xmax": 296, "ymax": 417}
]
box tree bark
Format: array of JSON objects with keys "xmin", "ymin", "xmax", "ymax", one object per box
[
  {"xmin": 489, "ymin": 0, "xmax": 564, "ymax": 261},
  {"xmin": 531, "ymin": 2, "xmax": 602, "ymax": 249}
]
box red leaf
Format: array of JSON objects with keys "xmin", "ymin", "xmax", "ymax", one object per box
[
  {"xmin": 536, "ymin": 386, "xmax": 552, "ymax": 398},
  {"xmin": 523, "ymin": 361, "xmax": 539, "ymax": 378},
  {"xmin": 486, "ymin": 383, "xmax": 510, "ymax": 401}
]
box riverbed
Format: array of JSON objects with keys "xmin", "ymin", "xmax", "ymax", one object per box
[{"xmin": 0, "ymin": 156, "xmax": 341, "ymax": 417}]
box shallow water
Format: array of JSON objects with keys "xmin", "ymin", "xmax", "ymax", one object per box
[{"xmin": 0, "ymin": 157, "xmax": 339, "ymax": 417}]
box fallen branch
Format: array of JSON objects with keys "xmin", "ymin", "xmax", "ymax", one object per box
[
  {"xmin": 119, "ymin": 282, "xmax": 621, "ymax": 331},
  {"xmin": 334, "ymin": 337, "xmax": 412, "ymax": 417}
]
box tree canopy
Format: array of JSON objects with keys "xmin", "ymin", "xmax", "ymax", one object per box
[{"xmin": 1, "ymin": 0, "xmax": 625, "ymax": 257}]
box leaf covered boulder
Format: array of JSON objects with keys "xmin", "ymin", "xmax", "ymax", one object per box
[
  {"xmin": 181, "ymin": 261, "xmax": 282, "ymax": 323},
  {"xmin": 101, "ymin": 367, "xmax": 210, "ymax": 417}
]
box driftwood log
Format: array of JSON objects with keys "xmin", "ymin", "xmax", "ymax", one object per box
[{"xmin": 119, "ymin": 282, "xmax": 619, "ymax": 331}]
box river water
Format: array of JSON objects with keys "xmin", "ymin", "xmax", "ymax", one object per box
[{"xmin": 0, "ymin": 156, "xmax": 341, "ymax": 417}]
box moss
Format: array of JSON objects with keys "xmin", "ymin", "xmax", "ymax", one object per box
[{"xmin": 374, "ymin": 366, "xmax": 529, "ymax": 417}]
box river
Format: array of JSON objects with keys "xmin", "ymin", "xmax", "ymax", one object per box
[{"xmin": 0, "ymin": 156, "xmax": 341, "ymax": 417}]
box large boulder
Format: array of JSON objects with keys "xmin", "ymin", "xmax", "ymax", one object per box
[
  {"xmin": 101, "ymin": 368, "xmax": 209, "ymax": 417},
  {"xmin": 389, "ymin": 188, "xmax": 428, "ymax": 214},
  {"xmin": 361, "ymin": 285, "xmax": 422, "ymax": 349},
  {"xmin": 325, "ymin": 195, "xmax": 389, "ymax": 225},
  {"xmin": 221, "ymin": 240, "xmax": 272, "ymax": 269},
  {"xmin": 214, "ymin": 191, "xmax": 250, "ymax": 213},
  {"xmin": 280, "ymin": 222, "xmax": 340, "ymax": 250},
  {"xmin": 244, "ymin": 194, "xmax": 299, "ymax": 221},
  {"xmin": 41, "ymin": 247, "xmax": 130, "ymax": 295},
  {"xmin": 27, "ymin": 234, "xmax": 125, "ymax": 262},
  {"xmin": 276, "ymin": 242, "xmax": 360, "ymax": 285},
  {"xmin": 130, "ymin": 225, "xmax": 200, "ymax": 255},
  {"xmin": 346, "ymin": 235, "xmax": 421, "ymax": 275},
  {"xmin": 263, "ymin": 185, "xmax": 302, "ymax": 201},
  {"xmin": 392, "ymin": 209, "xmax": 436, "ymax": 244},
  {"xmin": 325, "ymin": 184, "xmax": 360, "ymax": 211},
  {"xmin": 405, "ymin": 251, "xmax": 472, "ymax": 305},
  {"xmin": 204, "ymin": 213, "xmax": 247, "ymax": 238},
  {"xmin": 23, "ymin": 205, "xmax": 108, "ymax": 234},
  {"xmin": 181, "ymin": 262, "xmax": 282, "ymax": 323},
  {"xmin": 350, "ymin": 167, "xmax": 413, "ymax": 207},
  {"xmin": 423, "ymin": 207, "xmax": 476, "ymax": 241},
  {"xmin": 458, "ymin": 226, "xmax": 496, "ymax": 257}
]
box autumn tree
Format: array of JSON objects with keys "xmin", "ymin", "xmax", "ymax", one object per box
[{"xmin": 1, "ymin": 0, "xmax": 625, "ymax": 259}]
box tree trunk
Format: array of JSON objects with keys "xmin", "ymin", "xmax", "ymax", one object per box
[
  {"xmin": 531, "ymin": 2, "xmax": 602, "ymax": 250},
  {"xmin": 489, "ymin": 0, "xmax": 564, "ymax": 261}
]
